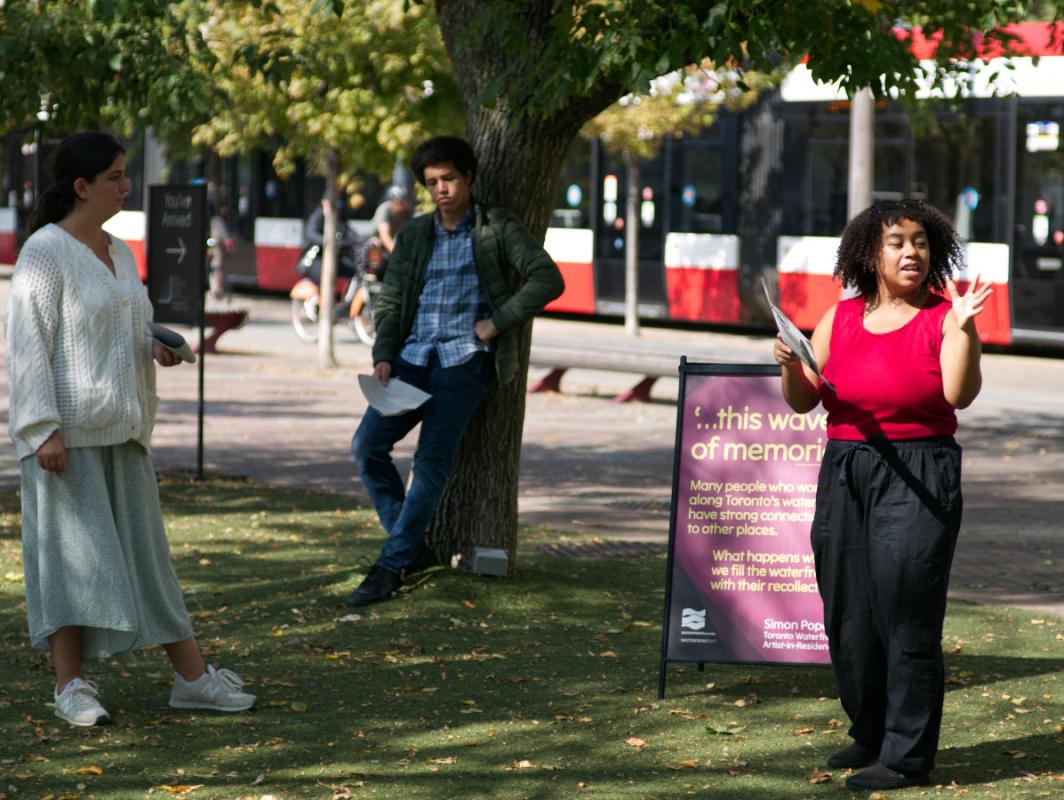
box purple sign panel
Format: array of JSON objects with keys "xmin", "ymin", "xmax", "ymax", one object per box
[{"xmin": 662, "ymin": 366, "xmax": 831, "ymax": 669}]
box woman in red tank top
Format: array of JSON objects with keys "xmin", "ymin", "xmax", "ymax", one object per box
[{"xmin": 773, "ymin": 201, "xmax": 991, "ymax": 791}]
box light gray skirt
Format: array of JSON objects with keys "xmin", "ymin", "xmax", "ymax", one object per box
[{"xmin": 19, "ymin": 441, "xmax": 193, "ymax": 659}]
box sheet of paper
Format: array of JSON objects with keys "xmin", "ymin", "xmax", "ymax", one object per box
[
  {"xmin": 761, "ymin": 280, "xmax": 834, "ymax": 392},
  {"xmin": 358, "ymin": 374, "xmax": 431, "ymax": 416}
]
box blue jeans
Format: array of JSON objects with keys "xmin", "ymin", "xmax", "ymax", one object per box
[{"xmin": 351, "ymin": 351, "xmax": 495, "ymax": 572}]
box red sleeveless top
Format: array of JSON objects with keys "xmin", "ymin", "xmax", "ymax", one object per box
[{"xmin": 820, "ymin": 295, "xmax": 957, "ymax": 441}]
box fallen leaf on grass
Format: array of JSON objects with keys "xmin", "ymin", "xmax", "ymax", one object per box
[
  {"xmin": 668, "ymin": 708, "xmax": 696, "ymax": 719},
  {"xmin": 679, "ymin": 759, "xmax": 699, "ymax": 768},
  {"xmin": 1002, "ymin": 749, "xmax": 1026, "ymax": 758},
  {"xmin": 626, "ymin": 737, "xmax": 647, "ymax": 748},
  {"xmin": 260, "ymin": 678, "xmax": 296, "ymax": 688},
  {"xmin": 462, "ymin": 600, "xmax": 476, "ymax": 609},
  {"xmin": 337, "ymin": 614, "xmax": 362, "ymax": 623},
  {"xmin": 157, "ymin": 786, "xmax": 204, "ymax": 795},
  {"xmin": 76, "ymin": 765, "xmax": 103, "ymax": 775},
  {"xmin": 506, "ymin": 759, "xmax": 535, "ymax": 770},
  {"xmin": 290, "ymin": 702, "xmax": 308, "ymax": 712},
  {"xmin": 794, "ymin": 726, "xmax": 815, "ymax": 735},
  {"xmin": 733, "ymin": 698, "xmax": 746, "ymax": 707},
  {"xmin": 428, "ymin": 757, "xmax": 456, "ymax": 765},
  {"xmin": 599, "ymin": 650, "xmax": 618, "ymax": 659},
  {"xmin": 808, "ymin": 768, "xmax": 832, "ymax": 784},
  {"xmin": 869, "ymin": 793, "xmax": 889, "ymax": 800}
]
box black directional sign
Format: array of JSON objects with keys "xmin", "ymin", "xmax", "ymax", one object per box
[{"xmin": 147, "ymin": 184, "xmax": 207, "ymax": 325}]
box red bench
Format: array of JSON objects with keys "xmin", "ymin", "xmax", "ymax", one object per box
[{"xmin": 192, "ymin": 309, "xmax": 249, "ymax": 354}]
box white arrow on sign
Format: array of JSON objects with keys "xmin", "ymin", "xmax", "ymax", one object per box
[{"xmin": 165, "ymin": 237, "xmax": 187, "ymax": 264}]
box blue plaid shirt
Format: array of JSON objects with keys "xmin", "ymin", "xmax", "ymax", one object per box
[{"xmin": 400, "ymin": 209, "xmax": 492, "ymax": 368}]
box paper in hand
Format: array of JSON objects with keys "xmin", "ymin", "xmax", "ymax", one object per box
[
  {"xmin": 761, "ymin": 280, "xmax": 834, "ymax": 392},
  {"xmin": 148, "ymin": 322, "xmax": 196, "ymax": 364},
  {"xmin": 358, "ymin": 374, "xmax": 431, "ymax": 416}
]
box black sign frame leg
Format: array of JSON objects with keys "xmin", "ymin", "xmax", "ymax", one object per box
[
  {"xmin": 196, "ymin": 240, "xmax": 206, "ymax": 481},
  {"xmin": 658, "ymin": 356, "xmax": 690, "ymax": 700}
]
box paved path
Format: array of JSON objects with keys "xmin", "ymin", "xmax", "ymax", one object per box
[{"xmin": 1, "ymin": 282, "xmax": 1061, "ymax": 616}]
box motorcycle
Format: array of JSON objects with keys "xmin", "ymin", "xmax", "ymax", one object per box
[{"xmin": 289, "ymin": 234, "xmax": 386, "ymax": 346}]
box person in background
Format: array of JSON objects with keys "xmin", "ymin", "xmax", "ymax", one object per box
[
  {"xmin": 371, "ymin": 185, "xmax": 413, "ymax": 255},
  {"xmin": 207, "ymin": 200, "xmax": 233, "ymax": 301},
  {"xmin": 301, "ymin": 195, "xmax": 357, "ymax": 284},
  {"xmin": 773, "ymin": 199, "xmax": 990, "ymax": 791},
  {"xmin": 6, "ymin": 131, "xmax": 255, "ymax": 727},
  {"xmin": 346, "ymin": 135, "xmax": 563, "ymax": 607}
]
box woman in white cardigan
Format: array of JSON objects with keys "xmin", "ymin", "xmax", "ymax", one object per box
[{"xmin": 6, "ymin": 132, "xmax": 254, "ymax": 726}]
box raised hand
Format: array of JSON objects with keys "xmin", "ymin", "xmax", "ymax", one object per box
[{"xmin": 946, "ymin": 275, "xmax": 992, "ymax": 331}]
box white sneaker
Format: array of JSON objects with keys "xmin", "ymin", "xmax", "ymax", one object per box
[
  {"xmin": 169, "ymin": 665, "xmax": 256, "ymax": 712},
  {"xmin": 54, "ymin": 678, "xmax": 111, "ymax": 727}
]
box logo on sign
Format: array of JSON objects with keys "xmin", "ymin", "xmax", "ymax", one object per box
[{"xmin": 681, "ymin": 608, "xmax": 707, "ymax": 631}]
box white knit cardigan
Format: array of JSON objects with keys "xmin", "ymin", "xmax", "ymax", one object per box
[{"xmin": 6, "ymin": 223, "xmax": 158, "ymax": 460}]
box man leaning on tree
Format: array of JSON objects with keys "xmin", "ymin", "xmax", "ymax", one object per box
[{"xmin": 345, "ymin": 135, "xmax": 564, "ymax": 607}]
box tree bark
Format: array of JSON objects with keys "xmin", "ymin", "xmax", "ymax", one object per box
[
  {"xmin": 317, "ymin": 148, "xmax": 339, "ymax": 369},
  {"xmin": 623, "ymin": 152, "xmax": 641, "ymax": 337},
  {"xmin": 425, "ymin": 0, "xmax": 625, "ymax": 571},
  {"xmin": 847, "ymin": 87, "xmax": 874, "ymax": 221}
]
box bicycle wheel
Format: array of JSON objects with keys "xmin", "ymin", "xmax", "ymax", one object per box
[
  {"xmin": 351, "ymin": 281, "xmax": 378, "ymax": 346},
  {"xmin": 291, "ymin": 297, "xmax": 321, "ymax": 343}
]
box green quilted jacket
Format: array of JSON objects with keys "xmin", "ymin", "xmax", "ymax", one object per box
[{"xmin": 371, "ymin": 202, "xmax": 565, "ymax": 386}]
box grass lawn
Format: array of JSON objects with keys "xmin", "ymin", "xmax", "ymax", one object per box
[{"xmin": 0, "ymin": 477, "xmax": 1061, "ymax": 800}]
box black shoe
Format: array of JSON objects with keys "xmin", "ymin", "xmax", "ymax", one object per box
[
  {"xmin": 343, "ymin": 565, "xmax": 402, "ymax": 607},
  {"xmin": 844, "ymin": 762, "xmax": 930, "ymax": 791},
  {"xmin": 826, "ymin": 741, "xmax": 878, "ymax": 769}
]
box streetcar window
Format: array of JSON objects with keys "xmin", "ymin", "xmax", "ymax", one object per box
[
  {"xmin": 911, "ymin": 114, "xmax": 1000, "ymax": 243},
  {"xmin": 551, "ymin": 139, "xmax": 591, "ymax": 229},
  {"xmin": 780, "ymin": 104, "xmax": 1001, "ymax": 239},
  {"xmin": 1015, "ymin": 102, "xmax": 1064, "ymax": 275},
  {"xmin": 670, "ymin": 137, "xmax": 726, "ymax": 233}
]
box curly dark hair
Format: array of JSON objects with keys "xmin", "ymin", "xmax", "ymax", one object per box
[
  {"xmin": 411, "ymin": 135, "xmax": 477, "ymax": 186},
  {"xmin": 833, "ymin": 200, "xmax": 965, "ymax": 300}
]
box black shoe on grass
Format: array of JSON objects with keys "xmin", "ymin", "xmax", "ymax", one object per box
[
  {"xmin": 343, "ymin": 564, "xmax": 402, "ymax": 607},
  {"xmin": 826, "ymin": 741, "xmax": 878, "ymax": 769},
  {"xmin": 844, "ymin": 762, "xmax": 930, "ymax": 791}
]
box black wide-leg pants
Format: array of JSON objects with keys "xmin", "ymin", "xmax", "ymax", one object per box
[{"xmin": 811, "ymin": 437, "xmax": 962, "ymax": 775}]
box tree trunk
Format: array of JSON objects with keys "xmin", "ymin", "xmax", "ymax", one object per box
[
  {"xmin": 623, "ymin": 152, "xmax": 641, "ymax": 337},
  {"xmin": 317, "ymin": 148, "xmax": 339, "ymax": 369},
  {"xmin": 427, "ymin": 0, "xmax": 626, "ymax": 572},
  {"xmin": 848, "ymin": 87, "xmax": 874, "ymax": 221}
]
